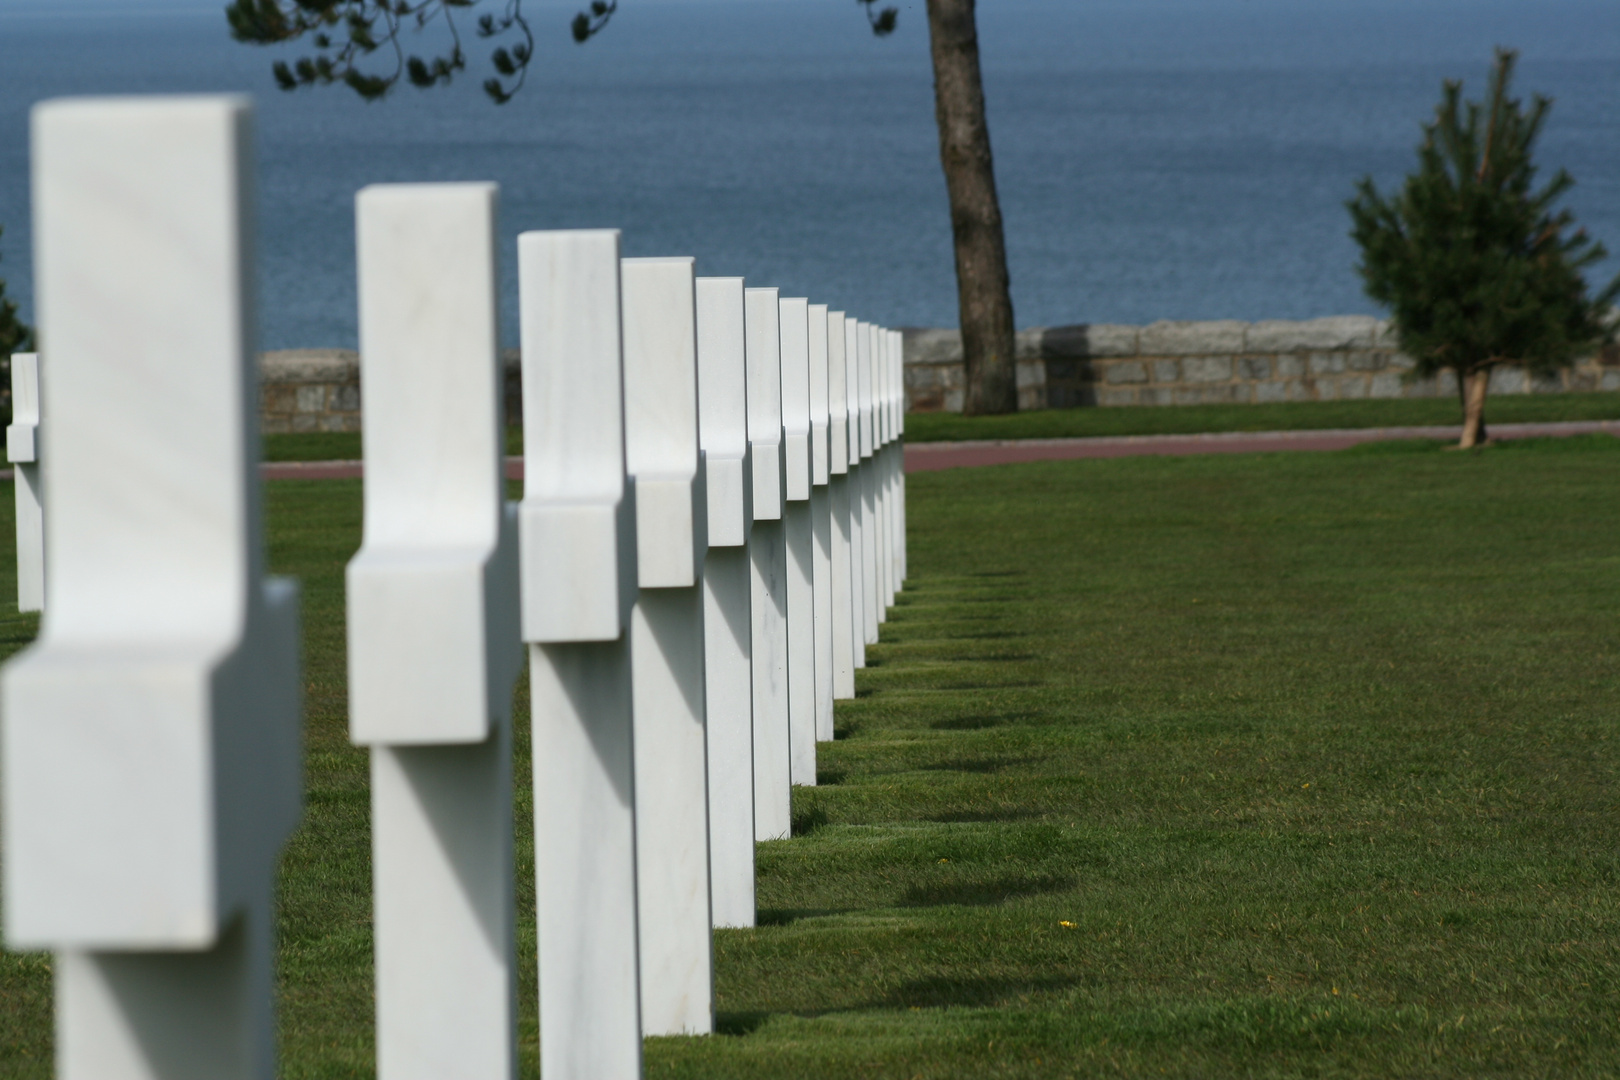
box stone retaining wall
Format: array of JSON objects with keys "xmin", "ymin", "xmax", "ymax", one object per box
[
  {"xmin": 260, "ymin": 349, "xmax": 523, "ymax": 434},
  {"xmin": 902, "ymin": 316, "xmax": 1620, "ymax": 413},
  {"xmin": 252, "ymin": 318, "xmax": 1620, "ymax": 432}
]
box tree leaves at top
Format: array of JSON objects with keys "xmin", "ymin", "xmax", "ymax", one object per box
[
  {"xmin": 226, "ymin": 0, "xmax": 533, "ymax": 104},
  {"xmin": 228, "ymin": 0, "xmax": 897, "ymax": 104},
  {"xmin": 0, "ymin": 225, "xmax": 34, "ymax": 360},
  {"xmin": 1348, "ymin": 48, "xmax": 1618, "ymax": 445}
]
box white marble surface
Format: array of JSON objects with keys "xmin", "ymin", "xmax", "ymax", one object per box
[
  {"xmin": 779, "ymin": 298, "xmax": 816, "ymax": 786},
  {"xmin": 622, "ymin": 257, "xmax": 714, "ymax": 1037},
  {"xmin": 347, "ymin": 183, "xmax": 519, "ymax": 1080},
  {"xmin": 695, "ymin": 277, "xmax": 755, "ymax": 927},
  {"xmin": 519, "ymin": 230, "xmax": 644, "ymax": 1080},
  {"xmin": 827, "ymin": 312, "xmax": 856, "ymax": 700},
  {"xmin": 857, "ymin": 322, "xmax": 880, "ymax": 647},
  {"xmin": 4, "ymin": 95, "xmax": 300, "ymax": 1080},
  {"xmin": 7, "ymin": 351, "xmax": 43, "ymax": 612},
  {"xmin": 844, "ymin": 316, "xmax": 867, "ymax": 672},
  {"xmin": 744, "ymin": 287, "xmax": 791, "ymax": 840},
  {"xmin": 519, "ymin": 231, "xmax": 636, "ymax": 644},
  {"xmin": 808, "ymin": 304, "xmax": 834, "ymax": 742}
]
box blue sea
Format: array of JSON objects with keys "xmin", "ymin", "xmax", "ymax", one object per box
[{"xmin": 0, "ymin": 0, "xmax": 1616, "ymax": 350}]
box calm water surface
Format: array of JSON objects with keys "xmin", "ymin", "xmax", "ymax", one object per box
[{"xmin": 0, "ymin": 0, "xmax": 1616, "ymax": 348}]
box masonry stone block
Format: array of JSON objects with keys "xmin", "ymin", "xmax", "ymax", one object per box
[
  {"xmin": 1308, "ymin": 352, "xmax": 1345, "ymax": 375},
  {"xmin": 1276, "ymin": 354, "xmax": 1305, "ymax": 378},
  {"xmin": 1602, "ymin": 371, "xmax": 1620, "ymax": 391},
  {"xmin": 1181, "ymin": 356, "xmax": 1233, "ymax": 382},
  {"xmin": 1254, "ymin": 379, "xmax": 1287, "ymax": 403},
  {"xmin": 1369, "ymin": 372, "xmax": 1404, "ymax": 398},
  {"xmin": 1083, "ymin": 323, "xmax": 1141, "ymax": 357},
  {"xmin": 1152, "ymin": 358, "xmax": 1179, "ymax": 383},
  {"xmin": 1238, "ymin": 355, "xmax": 1271, "ymax": 380},
  {"xmin": 1490, "ymin": 366, "xmax": 1527, "ymax": 395},
  {"xmin": 1339, "ymin": 376, "xmax": 1369, "ymax": 399},
  {"xmin": 1347, "ymin": 350, "xmax": 1383, "ymax": 372},
  {"xmin": 1097, "ymin": 387, "xmax": 1138, "ymax": 406},
  {"xmin": 1103, "ymin": 360, "xmax": 1148, "ymax": 385}
]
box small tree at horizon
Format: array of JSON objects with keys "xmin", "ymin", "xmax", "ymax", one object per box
[
  {"xmin": 1348, "ymin": 48, "xmax": 1618, "ymax": 449},
  {"xmin": 225, "ymin": 0, "xmax": 1022, "ymax": 415}
]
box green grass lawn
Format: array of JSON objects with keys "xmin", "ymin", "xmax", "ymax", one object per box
[
  {"xmin": 260, "ymin": 393, "xmax": 1620, "ymax": 462},
  {"xmin": 902, "ymin": 390, "xmax": 1620, "ymax": 443},
  {"xmin": 4, "ymin": 437, "xmax": 1620, "ymax": 1077}
]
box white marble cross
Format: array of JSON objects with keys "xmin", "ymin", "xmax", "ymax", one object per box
[
  {"xmin": 890, "ymin": 328, "xmax": 909, "ymax": 589},
  {"xmin": 808, "ymin": 304, "xmax": 836, "ymax": 741},
  {"xmin": 696, "ymin": 276, "xmax": 756, "ymax": 928},
  {"xmin": 844, "ymin": 316, "xmax": 868, "ymax": 673},
  {"xmin": 3, "ymin": 95, "xmax": 301, "ymax": 1080},
  {"xmin": 621, "ymin": 256, "xmax": 715, "ymax": 1037},
  {"xmin": 856, "ymin": 321, "xmax": 880, "ymax": 647},
  {"xmin": 346, "ymin": 182, "xmax": 520, "ymax": 1080},
  {"xmin": 827, "ymin": 312, "xmax": 857, "ymax": 700},
  {"xmin": 779, "ymin": 297, "xmax": 817, "ymax": 787},
  {"xmin": 744, "ymin": 287, "xmax": 791, "ymax": 840},
  {"xmin": 519, "ymin": 229, "xmax": 644, "ymax": 1080},
  {"xmin": 8, "ymin": 350, "xmax": 43, "ymax": 612}
]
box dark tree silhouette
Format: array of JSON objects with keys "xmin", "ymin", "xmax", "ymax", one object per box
[
  {"xmin": 226, "ymin": 0, "xmax": 1020, "ymax": 414},
  {"xmin": 1349, "ymin": 49, "xmax": 1618, "ymax": 448}
]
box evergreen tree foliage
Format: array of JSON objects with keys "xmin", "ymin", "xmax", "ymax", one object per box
[
  {"xmin": 0, "ymin": 224, "xmax": 34, "ymax": 359},
  {"xmin": 1348, "ymin": 48, "xmax": 1619, "ymax": 448}
]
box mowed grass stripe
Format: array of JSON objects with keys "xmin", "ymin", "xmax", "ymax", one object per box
[{"xmin": 3, "ymin": 436, "xmax": 1619, "ymax": 1077}]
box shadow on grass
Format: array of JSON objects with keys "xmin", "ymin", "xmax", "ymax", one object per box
[
  {"xmin": 816, "ymin": 767, "xmax": 847, "ymax": 785},
  {"xmin": 754, "ymin": 907, "xmax": 857, "ymax": 927},
  {"xmin": 884, "ymin": 974, "xmax": 1079, "ymax": 1008},
  {"xmin": 921, "ymin": 756, "xmax": 1037, "ymax": 774},
  {"xmin": 833, "ymin": 718, "xmax": 863, "ymax": 740},
  {"xmin": 791, "ymin": 805, "xmax": 830, "ymax": 837},
  {"xmin": 930, "ymin": 710, "xmax": 1041, "ymax": 731},
  {"xmin": 901, "ymin": 872, "xmax": 1075, "ymax": 908},
  {"xmin": 714, "ymin": 1011, "xmax": 772, "ymax": 1036},
  {"xmin": 928, "ymin": 807, "xmax": 1048, "ymax": 824}
]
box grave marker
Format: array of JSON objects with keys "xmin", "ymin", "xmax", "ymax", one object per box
[
  {"xmin": 844, "ymin": 316, "xmax": 868, "ymax": 672},
  {"xmin": 827, "ymin": 312, "xmax": 856, "ymax": 699},
  {"xmin": 779, "ymin": 297, "xmax": 817, "ymax": 786},
  {"xmin": 8, "ymin": 350, "xmax": 43, "ymax": 612},
  {"xmin": 857, "ymin": 321, "xmax": 880, "ymax": 646},
  {"xmin": 347, "ymin": 182, "xmax": 520, "ymax": 1080},
  {"xmin": 696, "ymin": 277, "xmax": 755, "ymax": 927},
  {"xmin": 3, "ymin": 94, "xmax": 301, "ymax": 1080},
  {"xmin": 808, "ymin": 304, "xmax": 835, "ymax": 741},
  {"xmin": 519, "ymin": 229, "xmax": 644, "ymax": 1079},
  {"xmin": 744, "ymin": 287, "xmax": 791, "ymax": 839},
  {"xmin": 622, "ymin": 256, "xmax": 714, "ymax": 1036}
]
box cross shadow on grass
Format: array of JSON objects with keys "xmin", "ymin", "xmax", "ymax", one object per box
[
  {"xmin": 883, "ymin": 974, "xmax": 1079, "ymax": 1008},
  {"xmin": 900, "ymin": 873, "xmax": 1075, "ymax": 908},
  {"xmin": 930, "ymin": 710, "xmax": 1041, "ymax": 731}
]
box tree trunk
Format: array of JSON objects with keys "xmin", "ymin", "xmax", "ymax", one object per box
[
  {"xmin": 1458, "ymin": 367, "xmax": 1490, "ymax": 448},
  {"xmin": 925, "ymin": 0, "xmax": 1017, "ymax": 415}
]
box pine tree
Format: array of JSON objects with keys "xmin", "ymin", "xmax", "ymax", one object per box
[
  {"xmin": 1348, "ymin": 49, "xmax": 1618, "ymax": 449},
  {"xmin": 0, "ymin": 224, "xmax": 34, "ymax": 359}
]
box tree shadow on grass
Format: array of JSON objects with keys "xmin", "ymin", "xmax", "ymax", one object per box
[
  {"xmin": 901, "ymin": 872, "xmax": 1075, "ymax": 908},
  {"xmin": 754, "ymin": 907, "xmax": 858, "ymax": 927},
  {"xmin": 714, "ymin": 1011, "xmax": 771, "ymax": 1036}
]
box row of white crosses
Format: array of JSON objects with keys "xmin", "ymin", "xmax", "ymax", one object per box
[{"xmin": 0, "ymin": 94, "xmax": 907, "ymax": 1080}]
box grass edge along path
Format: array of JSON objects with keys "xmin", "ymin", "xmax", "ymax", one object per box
[
  {"xmin": 259, "ymin": 391, "xmax": 1620, "ymax": 462},
  {"xmin": 3, "ymin": 436, "xmax": 1620, "ymax": 1077}
]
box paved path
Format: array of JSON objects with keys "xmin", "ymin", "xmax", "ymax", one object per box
[{"xmin": 122, "ymin": 418, "xmax": 1612, "ymax": 484}]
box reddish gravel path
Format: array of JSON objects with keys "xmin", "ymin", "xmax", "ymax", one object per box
[{"xmin": 245, "ymin": 419, "xmax": 1620, "ymax": 482}]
